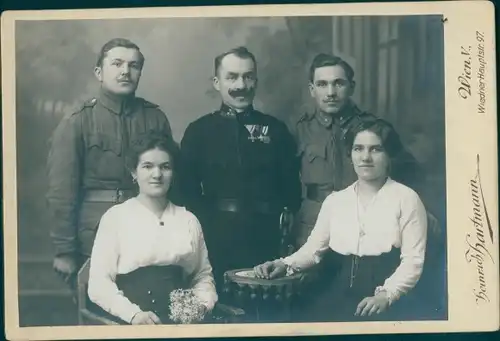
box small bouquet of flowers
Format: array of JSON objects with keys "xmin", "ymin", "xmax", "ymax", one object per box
[{"xmin": 168, "ymin": 289, "xmax": 207, "ymax": 324}]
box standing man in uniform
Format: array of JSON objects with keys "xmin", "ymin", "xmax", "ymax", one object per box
[
  {"xmin": 47, "ymin": 38, "xmax": 173, "ymax": 291},
  {"xmin": 177, "ymin": 46, "xmax": 302, "ymax": 293},
  {"xmin": 290, "ymin": 53, "xmax": 423, "ymax": 247}
]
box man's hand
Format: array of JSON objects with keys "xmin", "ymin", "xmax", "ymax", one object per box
[
  {"xmin": 355, "ymin": 293, "xmax": 390, "ymax": 317},
  {"xmin": 53, "ymin": 254, "xmax": 78, "ymax": 283},
  {"xmin": 254, "ymin": 260, "xmax": 287, "ymax": 279},
  {"xmin": 130, "ymin": 311, "xmax": 161, "ymax": 325}
]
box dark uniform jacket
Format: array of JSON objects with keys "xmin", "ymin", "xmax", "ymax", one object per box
[
  {"xmin": 178, "ymin": 103, "xmax": 302, "ymax": 215},
  {"xmin": 175, "ymin": 104, "xmax": 302, "ymax": 284},
  {"xmin": 290, "ymin": 102, "xmax": 424, "ymax": 201},
  {"xmin": 46, "ymin": 88, "xmax": 173, "ymax": 258}
]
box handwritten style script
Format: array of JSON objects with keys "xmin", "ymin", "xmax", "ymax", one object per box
[{"xmin": 465, "ymin": 154, "xmax": 495, "ymax": 304}]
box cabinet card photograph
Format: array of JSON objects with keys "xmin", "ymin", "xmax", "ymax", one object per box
[{"xmin": 2, "ymin": 1, "xmax": 498, "ymax": 340}]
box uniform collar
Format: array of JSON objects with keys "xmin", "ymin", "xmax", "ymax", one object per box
[
  {"xmin": 301, "ymin": 100, "xmax": 360, "ymax": 125},
  {"xmin": 218, "ymin": 102, "xmax": 254, "ymax": 118},
  {"xmin": 315, "ymin": 110, "xmax": 334, "ymax": 128},
  {"xmin": 98, "ymin": 87, "xmax": 137, "ymax": 115}
]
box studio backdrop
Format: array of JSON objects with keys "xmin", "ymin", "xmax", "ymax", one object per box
[{"xmin": 15, "ymin": 15, "xmax": 446, "ymax": 326}]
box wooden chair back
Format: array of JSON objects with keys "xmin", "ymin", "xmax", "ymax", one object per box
[{"xmin": 76, "ymin": 258, "xmax": 119, "ymax": 325}]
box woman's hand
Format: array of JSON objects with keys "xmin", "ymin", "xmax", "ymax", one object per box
[
  {"xmin": 254, "ymin": 260, "xmax": 287, "ymax": 279},
  {"xmin": 130, "ymin": 311, "xmax": 161, "ymax": 325},
  {"xmin": 355, "ymin": 293, "xmax": 390, "ymax": 317}
]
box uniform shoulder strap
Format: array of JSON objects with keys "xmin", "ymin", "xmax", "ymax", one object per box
[
  {"xmin": 140, "ymin": 98, "xmax": 160, "ymax": 108},
  {"xmin": 295, "ymin": 111, "xmax": 311, "ymax": 124},
  {"xmin": 71, "ymin": 98, "xmax": 97, "ymax": 116}
]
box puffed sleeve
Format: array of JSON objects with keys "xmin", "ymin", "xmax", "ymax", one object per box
[
  {"xmin": 185, "ymin": 215, "xmax": 218, "ymax": 311},
  {"xmin": 380, "ymin": 189, "xmax": 428, "ymax": 303},
  {"xmin": 283, "ymin": 193, "xmax": 334, "ymax": 270},
  {"xmin": 87, "ymin": 208, "xmax": 142, "ymax": 323},
  {"xmin": 46, "ymin": 112, "xmax": 83, "ymax": 257}
]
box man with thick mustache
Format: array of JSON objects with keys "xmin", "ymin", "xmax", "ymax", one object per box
[
  {"xmin": 290, "ymin": 53, "xmax": 423, "ymax": 247},
  {"xmin": 47, "ymin": 38, "xmax": 173, "ymax": 293},
  {"xmin": 177, "ymin": 46, "xmax": 302, "ymax": 293}
]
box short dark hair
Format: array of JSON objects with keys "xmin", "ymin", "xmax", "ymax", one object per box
[
  {"xmin": 344, "ymin": 117, "xmax": 404, "ymax": 159},
  {"xmin": 126, "ymin": 131, "xmax": 180, "ymax": 178},
  {"xmin": 214, "ymin": 46, "xmax": 257, "ymax": 76},
  {"xmin": 309, "ymin": 53, "xmax": 355, "ymax": 83},
  {"xmin": 96, "ymin": 38, "xmax": 145, "ymax": 68}
]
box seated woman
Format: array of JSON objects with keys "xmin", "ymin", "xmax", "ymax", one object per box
[
  {"xmin": 254, "ymin": 118, "xmax": 428, "ymax": 322},
  {"xmin": 88, "ymin": 132, "xmax": 217, "ymax": 325}
]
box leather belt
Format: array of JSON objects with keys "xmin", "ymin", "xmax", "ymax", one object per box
[
  {"xmin": 210, "ymin": 198, "xmax": 281, "ymax": 215},
  {"xmin": 306, "ymin": 184, "xmax": 335, "ymax": 202},
  {"xmin": 83, "ymin": 189, "xmax": 135, "ymax": 203}
]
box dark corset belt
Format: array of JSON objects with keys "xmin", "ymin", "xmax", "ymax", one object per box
[
  {"xmin": 306, "ymin": 184, "xmax": 335, "ymax": 202},
  {"xmin": 115, "ymin": 265, "xmax": 184, "ymax": 321}
]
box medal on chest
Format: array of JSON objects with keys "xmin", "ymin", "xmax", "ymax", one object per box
[{"xmin": 245, "ymin": 124, "xmax": 271, "ymax": 143}]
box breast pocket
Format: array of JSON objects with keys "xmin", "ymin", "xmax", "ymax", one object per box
[
  {"xmin": 302, "ymin": 143, "xmax": 327, "ymax": 163},
  {"xmin": 85, "ymin": 133, "xmax": 123, "ymax": 180}
]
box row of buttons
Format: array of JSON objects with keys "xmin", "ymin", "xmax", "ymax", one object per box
[{"xmin": 147, "ymin": 290, "xmax": 156, "ymax": 304}]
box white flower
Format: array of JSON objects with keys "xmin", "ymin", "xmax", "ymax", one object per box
[{"xmin": 169, "ymin": 289, "xmax": 206, "ymax": 324}]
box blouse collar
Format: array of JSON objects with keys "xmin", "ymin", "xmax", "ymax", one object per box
[
  {"xmin": 350, "ymin": 177, "xmax": 393, "ymax": 195},
  {"xmin": 132, "ymin": 197, "xmax": 175, "ymax": 220}
]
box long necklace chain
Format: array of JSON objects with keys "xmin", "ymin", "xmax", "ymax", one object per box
[{"xmin": 350, "ymin": 183, "xmax": 377, "ymax": 287}]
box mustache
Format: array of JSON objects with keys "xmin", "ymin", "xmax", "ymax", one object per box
[
  {"xmin": 228, "ymin": 87, "xmax": 255, "ymax": 98},
  {"xmin": 324, "ymin": 97, "xmax": 339, "ymax": 102}
]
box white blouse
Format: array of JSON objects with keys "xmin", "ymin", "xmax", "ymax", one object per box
[
  {"xmin": 87, "ymin": 198, "xmax": 218, "ymax": 323},
  {"xmin": 284, "ymin": 178, "xmax": 428, "ymax": 303}
]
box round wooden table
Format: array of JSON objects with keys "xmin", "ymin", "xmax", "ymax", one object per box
[{"xmin": 223, "ymin": 268, "xmax": 315, "ymax": 323}]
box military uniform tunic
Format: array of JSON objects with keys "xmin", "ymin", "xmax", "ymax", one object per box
[
  {"xmin": 46, "ymin": 89, "xmax": 173, "ymax": 259},
  {"xmin": 290, "ymin": 103, "xmax": 423, "ymax": 247},
  {"xmin": 176, "ymin": 104, "xmax": 302, "ymax": 288}
]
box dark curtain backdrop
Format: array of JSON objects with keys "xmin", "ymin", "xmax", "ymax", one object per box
[{"xmin": 15, "ymin": 16, "xmax": 445, "ymax": 326}]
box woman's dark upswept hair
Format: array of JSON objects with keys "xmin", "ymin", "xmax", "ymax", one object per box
[
  {"xmin": 126, "ymin": 131, "xmax": 180, "ymax": 178},
  {"xmin": 344, "ymin": 117, "xmax": 404, "ymax": 159}
]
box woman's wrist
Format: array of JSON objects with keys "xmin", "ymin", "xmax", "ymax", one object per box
[
  {"xmin": 374, "ymin": 286, "xmax": 395, "ymax": 305},
  {"xmin": 130, "ymin": 310, "xmax": 143, "ymax": 324},
  {"xmin": 278, "ymin": 258, "xmax": 299, "ymax": 276}
]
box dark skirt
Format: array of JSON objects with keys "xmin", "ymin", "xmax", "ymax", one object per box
[
  {"xmin": 295, "ymin": 247, "xmax": 411, "ymax": 322},
  {"xmin": 88, "ymin": 265, "xmax": 184, "ymax": 324}
]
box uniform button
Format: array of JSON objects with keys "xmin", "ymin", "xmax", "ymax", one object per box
[
  {"xmin": 152, "ymin": 299, "xmax": 156, "ymax": 304},
  {"xmin": 148, "ymin": 290, "xmax": 152, "ymax": 295}
]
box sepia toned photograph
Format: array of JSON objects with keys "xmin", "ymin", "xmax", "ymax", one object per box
[{"xmin": 2, "ymin": 1, "xmax": 498, "ymax": 340}]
